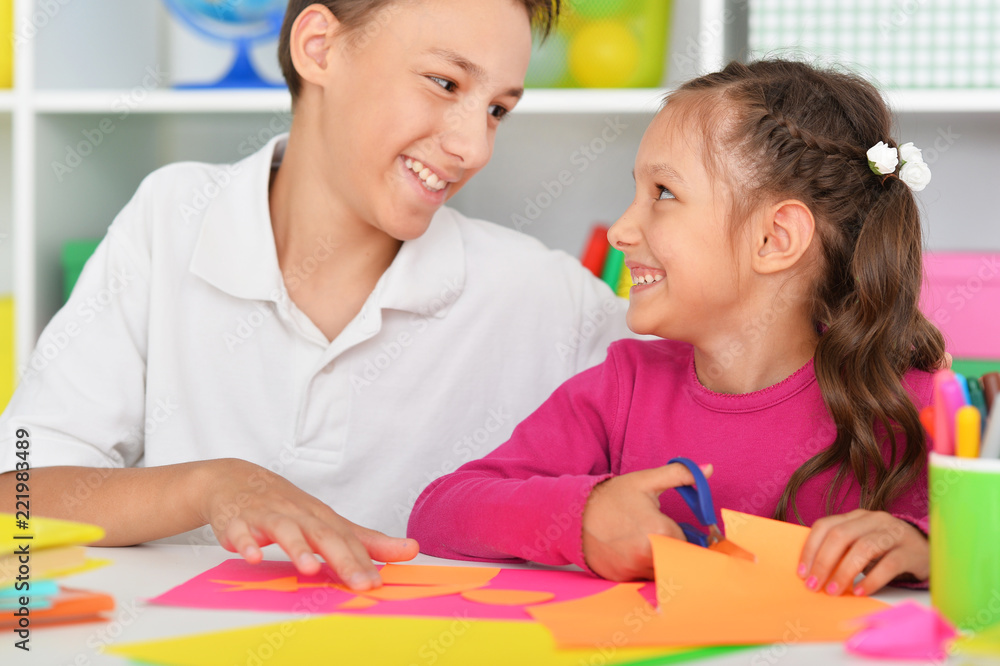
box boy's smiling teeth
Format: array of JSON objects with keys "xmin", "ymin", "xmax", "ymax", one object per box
[{"xmin": 404, "ymin": 157, "xmax": 447, "ymax": 192}]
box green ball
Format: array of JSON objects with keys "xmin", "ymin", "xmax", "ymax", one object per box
[
  {"xmin": 525, "ymin": 32, "xmax": 569, "ymax": 88},
  {"xmin": 568, "ymin": 21, "xmax": 640, "ymax": 88},
  {"xmin": 570, "ymin": 0, "xmax": 632, "ymax": 19}
]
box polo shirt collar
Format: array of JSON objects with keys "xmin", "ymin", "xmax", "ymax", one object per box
[
  {"xmin": 190, "ymin": 133, "xmax": 467, "ymax": 317},
  {"xmin": 377, "ymin": 207, "xmax": 466, "ymax": 318},
  {"xmin": 189, "ymin": 133, "xmax": 286, "ymax": 302}
]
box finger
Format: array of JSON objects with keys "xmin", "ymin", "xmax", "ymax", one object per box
[
  {"xmin": 648, "ymin": 514, "xmax": 687, "ymax": 543},
  {"xmin": 822, "ymin": 532, "xmax": 898, "ymax": 596},
  {"xmin": 798, "ymin": 511, "xmax": 861, "ymax": 580},
  {"xmin": 805, "ymin": 512, "xmax": 885, "ymax": 592},
  {"xmin": 852, "ymin": 548, "xmax": 909, "ymax": 596},
  {"xmin": 352, "ymin": 525, "xmax": 420, "ymax": 563},
  {"xmin": 634, "ymin": 462, "xmax": 712, "ymax": 495},
  {"xmin": 303, "ymin": 519, "xmax": 382, "ymax": 591},
  {"xmin": 226, "ymin": 520, "xmax": 265, "ymax": 564},
  {"xmin": 256, "ymin": 515, "xmax": 323, "ymax": 577}
]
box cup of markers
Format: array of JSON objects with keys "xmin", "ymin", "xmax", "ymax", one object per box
[
  {"xmin": 927, "ymin": 370, "xmax": 1000, "ymax": 632},
  {"xmin": 524, "ymin": 0, "xmax": 672, "ymax": 88}
]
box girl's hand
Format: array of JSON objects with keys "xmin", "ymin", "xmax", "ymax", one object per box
[
  {"xmin": 582, "ymin": 462, "xmax": 712, "ymax": 581},
  {"xmin": 198, "ymin": 458, "xmax": 419, "ymax": 590},
  {"xmin": 798, "ymin": 509, "xmax": 928, "ymax": 596}
]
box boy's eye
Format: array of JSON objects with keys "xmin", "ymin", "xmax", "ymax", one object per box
[
  {"xmin": 657, "ymin": 186, "xmax": 675, "ymax": 200},
  {"xmin": 488, "ymin": 104, "xmax": 509, "ymax": 121},
  {"xmin": 429, "ymin": 76, "xmax": 456, "ymax": 92}
]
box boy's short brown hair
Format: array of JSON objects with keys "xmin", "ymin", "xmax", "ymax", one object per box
[{"xmin": 277, "ymin": 0, "xmax": 561, "ymax": 101}]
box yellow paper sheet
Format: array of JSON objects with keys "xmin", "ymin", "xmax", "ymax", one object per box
[
  {"xmin": 529, "ymin": 510, "xmax": 888, "ymax": 647},
  {"xmin": 109, "ymin": 614, "xmax": 683, "ymax": 666},
  {"xmin": 0, "ymin": 514, "xmax": 104, "ymax": 552}
]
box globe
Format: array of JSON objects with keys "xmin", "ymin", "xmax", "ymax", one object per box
[{"xmin": 162, "ymin": 0, "xmax": 288, "ymax": 88}]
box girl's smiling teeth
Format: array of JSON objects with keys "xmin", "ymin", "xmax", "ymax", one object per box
[
  {"xmin": 404, "ymin": 157, "xmax": 448, "ymax": 192},
  {"xmin": 630, "ymin": 268, "xmax": 664, "ymax": 286}
]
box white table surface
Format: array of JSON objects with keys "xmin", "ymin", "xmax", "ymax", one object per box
[{"xmin": 0, "ymin": 543, "xmax": 958, "ymax": 666}]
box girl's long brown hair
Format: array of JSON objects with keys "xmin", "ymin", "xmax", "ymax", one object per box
[{"xmin": 672, "ymin": 60, "xmax": 945, "ymax": 522}]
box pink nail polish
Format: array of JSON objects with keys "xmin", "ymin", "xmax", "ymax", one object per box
[
  {"xmin": 853, "ymin": 586, "xmax": 865, "ymax": 596},
  {"xmin": 805, "ymin": 576, "xmax": 818, "ymax": 590},
  {"xmin": 826, "ymin": 582, "xmax": 839, "ymax": 595},
  {"xmin": 797, "ymin": 563, "xmax": 807, "ymax": 578}
]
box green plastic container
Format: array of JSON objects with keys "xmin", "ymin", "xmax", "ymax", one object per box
[
  {"xmin": 526, "ymin": 0, "xmax": 671, "ymax": 88},
  {"xmin": 929, "ymin": 453, "xmax": 1000, "ymax": 632},
  {"xmin": 953, "ymin": 358, "xmax": 1000, "ymax": 379},
  {"xmin": 60, "ymin": 239, "xmax": 102, "ymax": 303}
]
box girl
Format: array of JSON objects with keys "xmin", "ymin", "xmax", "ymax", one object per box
[
  {"xmin": 0, "ymin": 0, "xmax": 632, "ymax": 591},
  {"xmin": 409, "ymin": 59, "xmax": 946, "ymax": 597}
]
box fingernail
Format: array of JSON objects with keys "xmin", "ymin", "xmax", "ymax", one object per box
[
  {"xmin": 368, "ymin": 571, "xmax": 382, "ymax": 587},
  {"xmin": 826, "ymin": 582, "xmax": 839, "ymax": 595},
  {"xmin": 805, "ymin": 576, "xmax": 818, "ymax": 591},
  {"xmin": 348, "ymin": 572, "xmax": 372, "ymax": 590},
  {"xmin": 853, "ymin": 586, "xmax": 865, "ymax": 597},
  {"xmin": 698, "ymin": 464, "xmax": 713, "ymax": 473},
  {"xmin": 298, "ymin": 553, "xmax": 316, "ymax": 569},
  {"xmin": 797, "ymin": 563, "xmax": 807, "ymax": 578}
]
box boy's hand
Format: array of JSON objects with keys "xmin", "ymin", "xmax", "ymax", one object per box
[
  {"xmin": 582, "ymin": 462, "xmax": 712, "ymax": 581},
  {"xmin": 798, "ymin": 509, "xmax": 928, "ymax": 597},
  {"xmin": 199, "ymin": 459, "xmax": 419, "ymax": 591}
]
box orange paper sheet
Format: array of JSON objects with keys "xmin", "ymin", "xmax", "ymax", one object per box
[
  {"xmin": 0, "ymin": 587, "xmax": 114, "ymax": 628},
  {"xmin": 461, "ymin": 589, "xmax": 556, "ymax": 606},
  {"xmin": 529, "ymin": 510, "xmax": 888, "ymax": 647}
]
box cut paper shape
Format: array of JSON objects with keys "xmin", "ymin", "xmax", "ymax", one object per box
[
  {"xmin": 954, "ymin": 619, "xmax": 1000, "ymax": 657},
  {"xmin": 151, "ymin": 559, "xmax": 623, "ymax": 621},
  {"xmin": 529, "ymin": 510, "xmax": 889, "ymax": 647},
  {"xmin": 337, "ymin": 596, "xmax": 378, "ymax": 610},
  {"xmin": 210, "ymin": 576, "xmax": 477, "ymax": 602},
  {"xmin": 379, "ymin": 563, "xmax": 500, "ymax": 586},
  {"xmin": 108, "ymin": 613, "xmax": 734, "ymax": 666},
  {"xmin": 461, "ymin": 589, "xmax": 556, "ymax": 606},
  {"xmin": 844, "ymin": 601, "xmax": 957, "ymax": 660},
  {"xmin": 349, "ymin": 582, "xmax": 481, "ymax": 602}
]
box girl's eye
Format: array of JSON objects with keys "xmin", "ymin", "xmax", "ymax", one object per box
[
  {"xmin": 429, "ymin": 76, "xmax": 456, "ymax": 92},
  {"xmin": 488, "ymin": 104, "xmax": 509, "ymax": 121},
  {"xmin": 657, "ymin": 186, "xmax": 675, "ymax": 200}
]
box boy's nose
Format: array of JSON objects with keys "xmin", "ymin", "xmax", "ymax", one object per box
[{"xmin": 440, "ymin": 107, "xmax": 492, "ymax": 172}]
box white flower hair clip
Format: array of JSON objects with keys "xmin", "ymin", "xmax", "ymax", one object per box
[{"xmin": 866, "ymin": 141, "xmax": 931, "ymax": 192}]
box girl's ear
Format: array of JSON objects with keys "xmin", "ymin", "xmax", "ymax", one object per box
[
  {"xmin": 289, "ymin": 4, "xmax": 343, "ymax": 90},
  {"xmin": 752, "ymin": 199, "xmax": 816, "ymax": 275}
]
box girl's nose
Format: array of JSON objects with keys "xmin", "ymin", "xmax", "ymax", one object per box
[{"xmin": 607, "ymin": 206, "xmax": 639, "ymax": 249}]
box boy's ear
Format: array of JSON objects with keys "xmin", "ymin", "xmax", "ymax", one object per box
[
  {"xmin": 751, "ymin": 199, "xmax": 816, "ymax": 275},
  {"xmin": 289, "ymin": 4, "xmax": 343, "ymax": 89}
]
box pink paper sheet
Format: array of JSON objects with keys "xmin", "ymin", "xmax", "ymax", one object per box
[{"xmin": 149, "ymin": 560, "xmax": 625, "ymax": 621}]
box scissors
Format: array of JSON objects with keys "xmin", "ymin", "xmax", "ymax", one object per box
[{"xmin": 667, "ymin": 457, "xmax": 756, "ymax": 563}]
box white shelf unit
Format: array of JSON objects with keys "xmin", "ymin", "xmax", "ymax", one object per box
[{"xmin": 3, "ymin": 0, "xmax": 999, "ymax": 375}]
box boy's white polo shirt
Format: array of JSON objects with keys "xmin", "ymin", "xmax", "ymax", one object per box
[{"xmin": 0, "ymin": 134, "xmax": 630, "ymax": 539}]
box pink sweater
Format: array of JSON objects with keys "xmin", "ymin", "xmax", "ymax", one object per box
[{"xmin": 408, "ymin": 339, "xmax": 933, "ymax": 574}]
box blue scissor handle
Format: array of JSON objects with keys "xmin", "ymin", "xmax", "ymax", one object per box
[
  {"xmin": 667, "ymin": 456, "xmax": 718, "ymax": 529},
  {"xmin": 679, "ymin": 522, "xmax": 708, "ymax": 547}
]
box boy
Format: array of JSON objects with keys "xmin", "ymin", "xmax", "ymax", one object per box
[{"xmin": 0, "ymin": 0, "xmax": 628, "ymax": 591}]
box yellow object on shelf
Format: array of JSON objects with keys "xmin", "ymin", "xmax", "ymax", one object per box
[
  {"xmin": 0, "ymin": 1, "xmax": 12, "ymax": 88},
  {"xmin": 615, "ymin": 261, "xmax": 632, "ymax": 299},
  {"xmin": 0, "ymin": 296, "xmax": 13, "ymax": 411}
]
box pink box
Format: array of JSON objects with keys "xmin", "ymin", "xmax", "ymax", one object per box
[{"xmin": 919, "ymin": 252, "xmax": 1000, "ymax": 359}]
